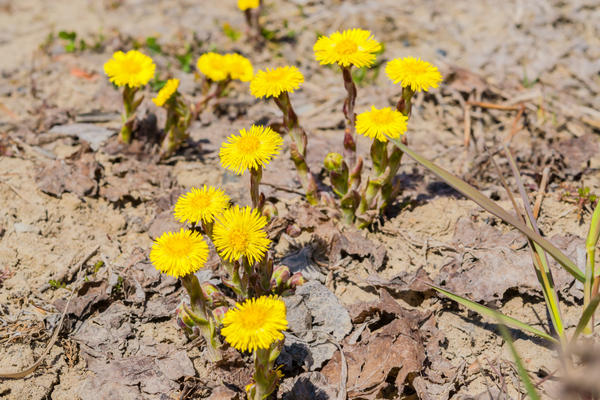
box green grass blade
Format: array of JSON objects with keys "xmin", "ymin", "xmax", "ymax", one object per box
[
  {"xmin": 429, "ymin": 284, "xmax": 558, "ymax": 343},
  {"xmin": 496, "ymin": 321, "xmax": 542, "ymax": 400},
  {"xmin": 572, "ymin": 295, "xmax": 600, "ymax": 342},
  {"xmin": 503, "ymin": 149, "xmax": 565, "ymax": 339},
  {"xmin": 389, "ymin": 139, "xmax": 584, "ymax": 283}
]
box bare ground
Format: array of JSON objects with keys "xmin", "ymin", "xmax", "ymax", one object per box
[{"xmin": 1, "ymin": 0, "xmax": 600, "ymax": 399}]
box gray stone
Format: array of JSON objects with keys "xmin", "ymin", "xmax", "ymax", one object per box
[
  {"xmin": 280, "ymin": 281, "xmax": 352, "ymax": 370},
  {"xmin": 13, "ymin": 222, "xmax": 39, "ymax": 234},
  {"xmin": 48, "ymin": 123, "xmax": 114, "ymax": 151}
]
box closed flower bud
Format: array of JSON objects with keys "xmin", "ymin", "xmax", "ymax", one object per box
[
  {"xmin": 212, "ymin": 306, "xmax": 229, "ymax": 323},
  {"xmin": 288, "ymin": 272, "xmax": 306, "ymax": 288},
  {"xmin": 324, "ymin": 152, "xmax": 344, "ymax": 171},
  {"xmin": 201, "ymin": 282, "xmax": 227, "ymax": 307},
  {"xmin": 270, "ymin": 265, "xmax": 291, "ymax": 290}
]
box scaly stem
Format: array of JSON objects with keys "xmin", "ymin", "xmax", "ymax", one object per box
[
  {"xmin": 396, "ymin": 86, "xmax": 414, "ymax": 117},
  {"xmin": 273, "ymin": 92, "xmax": 319, "ymax": 205},
  {"xmin": 341, "ymin": 66, "xmax": 357, "ymax": 167},
  {"xmin": 248, "ymin": 343, "xmax": 282, "ymax": 400},
  {"xmin": 250, "ymin": 166, "xmax": 263, "ymax": 211},
  {"xmin": 120, "ymin": 86, "xmax": 140, "ymax": 143},
  {"xmin": 181, "ymin": 274, "xmax": 222, "ymax": 361}
]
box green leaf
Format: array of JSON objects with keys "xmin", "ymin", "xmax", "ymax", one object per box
[
  {"xmin": 429, "ymin": 284, "xmax": 558, "ymax": 343},
  {"xmin": 496, "ymin": 322, "xmax": 541, "ymax": 400},
  {"xmin": 145, "ymin": 37, "xmax": 162, "ymax": 54},
  {"xmin": 389, "ymin": 139, "xmax": 584, "ymax": 283},
  {"xmin": 572, "ymin": 295, "xmax": 600, "ymax": 342},
  {"xmin": 58, "ymin": 30, "xmax": 76, "ymax": 41}
]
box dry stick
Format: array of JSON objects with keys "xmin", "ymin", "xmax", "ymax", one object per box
[
  {"xmin": 467, "ymin": 101, "xmax": 523, "ymax": 111},
  {"xmin": 533, "ymin": 167, "xmax": 551, "ymax": 220},
  {"xmin": 504, "ymin": 104, "xmax": 526, "ymax": 144},
  {"xmin": 463, "ymin": 103, "xmax": 472, "ymax": 148},
  {"xmin": 0, "ymin": 246, "xmax": 98, "ymax": 379}
]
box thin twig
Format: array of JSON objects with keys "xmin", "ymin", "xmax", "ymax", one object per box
[
  {"xmin": 504, "ymin": 104, "xmax": 526, "ymax": 144},
  {"xmin": 467, "ymin": 101, "xmax": 523, "ymax": 111},
  {"xmin": 463, "ymin": 103, "xmax": 472, "ymax": 147},
  {"xmin": 533, "ymin": 167, "xmax": 550, "ymax": 219},
  {"xmin": 0, "ymin": 246, "xmax": 98, "ymax": 379}
]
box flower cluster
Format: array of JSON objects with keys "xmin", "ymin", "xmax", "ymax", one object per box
[{"xmin": 197, "ymin": 52, "xmax": 254, "ymax": 82}]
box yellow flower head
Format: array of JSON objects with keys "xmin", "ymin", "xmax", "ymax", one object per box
[
  {"xmin": 220, "ymin": 125, "xmax": 283, "ymax": 175},
  {"xmin": 150, "ymin": 229, "xmax": 209, "ymax": 278},
  {"xmin": 212, "ymin": 205, "xmax": 271, "ymax": 264},
  {"xmin": 221, "ymin": 295, "xmax": 288, "ymax": 352},
  {"xmin": 250, "ymin": 66, "xmax": 304, "ymax": 99},
  {"xmin": 104, "ymin": 50, "xmax": 156, "ymax": 88},
  {"xmin": 197, "ymin": 52, "xmax": 227, "ymax": 82},
  {"xmin": 355, "ymin": 106, "xmax": 408, "ymax": 142},
  {"xmin": 152, "ymin": 78, "xmax": 180, "ymax": 107},
  {"xmin": 238, "ymin": 0, "xmax": 260, "ymax": 11},
  {"xmin": 174, "ymin": 185, "xmax": 231, "ymax": 225},
  {"xmin": 224, "ymin": 53, "xmax": 254, "ymax": 82},
  {"xmin": 385, "ymin": 57, "xmax": 442, "ymax": 92},
  {"xmin": 313, "ymin": 28, "xmax": 381, "ymax": 68}
]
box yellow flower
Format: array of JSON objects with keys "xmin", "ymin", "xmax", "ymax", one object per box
[
  {"xmin": 355, "ymin": 106, "xmax": 408, "ymax": 142},
  {"xmin": 152, "ymin": 78, "xmax": 180, "ymax": 107},
  {"xmin": 313, "ymin": 28, "xmax": 381, "ymax": 68},
  {"xmin": 197, "ymin": 52, "xmax": 227, "ymax": 82},
  {"xmin": 238, "ymin": 0, "xmax": 260, "ymax": 11},
  {"xmin": 250, "ymin": 66, "xmax": 304, "ymax": 99},
  {"xmin": 385, "ymin": 57, "xmax": 442, "ymax": 92},
  {"xmin": 221, "ymin": 295, "xmax": 288, "ymax": 352},
  {"xmin": 150, "ymin": 229, "xmax": 209, "ymax": 278},
  {"xmin": 104, "ymin": 50, "xmax": 156, "ymax": 88},
  {"xmin": 220, "ymin": 125, "xmax": 283, "ymax": 175},
  {"xmin": 224, "ymin": 53, "xmax": 254, "ymax": 82},
  {"xmin": 212, "ymin": 205, "xmax": 271, "ymax": 264},
  {"xmin": 174, "ymin": 185, "xmax": 231, "ymax": 225}
]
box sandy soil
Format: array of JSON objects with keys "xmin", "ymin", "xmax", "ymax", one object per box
[{"xmin": 1, "ymin": 0, "xmax": 599, "ymax": 399}]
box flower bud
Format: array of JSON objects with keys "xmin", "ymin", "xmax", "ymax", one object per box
[
  {"xmin": 212, "ymin": 306, "xmax": 229, "ymax": 323},
  {"xmin": 175, "ymin": 302, "xmax": 202, "ymax": 338},
  {"xmin": 288, "ymin": 272, "xmax": 306, "ymax": 288},
  {"xmin": 324, "ymin": 152, "xmax": 344, "ymax": 171},
  {"xmin": 270, "ymin": 265, "xmax": 291, "ymax": 290},
  {"xmin": 201, "ymin": 282, "xmax": 227, "ymax": 307},
  {"xmin": 262, "ymin": 202, "xmax": 278, "ymax": 221}
]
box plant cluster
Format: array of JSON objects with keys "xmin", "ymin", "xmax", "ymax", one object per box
[{"xmin": 149, "ymin": 118, "xmax": 305, "ymax": 397}]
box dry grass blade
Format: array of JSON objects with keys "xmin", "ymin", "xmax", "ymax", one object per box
[{"xmin": 389, "ymin": 138, "xmax": 584, "ymax": 283}]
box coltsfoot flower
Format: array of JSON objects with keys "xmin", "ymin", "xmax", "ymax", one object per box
[
  {"xmin": 197, "ymin": 52, "xmax": 228, "ymax": 82},
  {"xmin": 212, "ymin": 205, "xmax": 271, "ymax": 265},
  {"xmin": 150, "ymin": 229, "xmax": 209, "ymax": 278},
  {"xmin": 356, "ymin": 106, "xmax": 408, "ymax": 142},
  {"xmin": 104, "ymin": 50, "xmax": 156, "ymax": 88},
  {"xmin": 238, "ymin": 0, "xmax": 260, "ymax": 11},
  {"xmin": 174, "ymin": 185, "xmax": 231, "ymax": 225},
  {"xmin": 250, "ymin": 66, "xmax": 304, "ymax": 98},
  {"xmin": 313, "ymin": 28, "xmax": 381, "ymax": 68},
  {"xmin": 221, "ymin": 295, "xmax": 288, "ymax": 352},
  {"xmin": 385, "ymin": 57, "xmax": 443, "ymax": 92},
  {"xmin": 152, "ymin": 78, "xmax": 180, "ymax": 107},
  {"xmin": 220, "ymin": 125, "xmax": 283, "ymax": 175},
  {"xmin": 225, "ymin": 53, "xmax": 254, "ymax": 82}
]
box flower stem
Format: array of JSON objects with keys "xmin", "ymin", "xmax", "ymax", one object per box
[
  {"xmin": 341, "ymin": 66, "xmax": 358, "ymax": 167},
  {"xmin": 181, "ymin": 273, "xmax": 222, "ymax": 361},
  {"xmin": 396, "ymin": 87, "xmax": 415, "ymax": 116},
  {"xmin": 249, "ymin": 343, "xmax": 281, "ymax": 400},
  {"xmin": 250, "ymin": 166, "xmax": 263, "ymax": 211},
  {"xmin": 120, "ymin": 86, "xmax": 140, "ymax": 143},
  {"xmin": 273, "ymin": 92, "xmax": 319, "ymax": 205}
]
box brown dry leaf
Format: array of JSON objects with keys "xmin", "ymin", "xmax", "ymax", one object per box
[
  {"xmin": 53, "ymin": 279, "xmax": 108, "ymax": 319},
  {"xmin": 552, "ymin": 133, "xmax": 598, "ymax": 177},
  {"xmin": 35, "ymin": 153, "xmax": 101, "ymax": 198},
  {"xmin": 436, "ymin": 217, "xmax": 583, "ymax": 305},
  {"xmin": 322, "ymin": 291, "xmax": 427, "ymax": 399}
]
